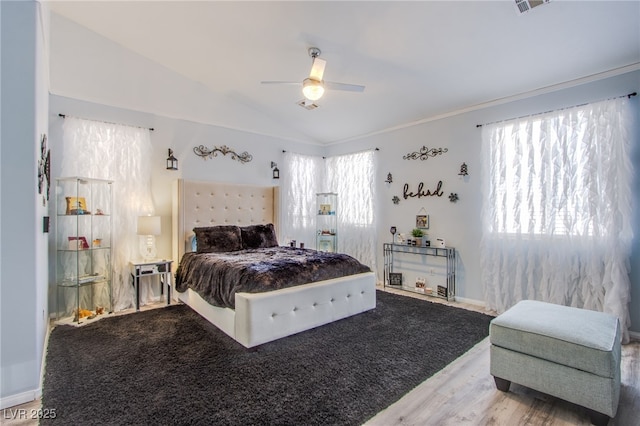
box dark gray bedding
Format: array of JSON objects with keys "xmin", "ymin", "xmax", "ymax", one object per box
[{"xmin": 175, "ymin": 247, "xmax": 371, "ymax": 309}]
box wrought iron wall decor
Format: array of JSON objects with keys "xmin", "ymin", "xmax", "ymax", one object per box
[
  {"xmin": 392, "ymin": 196, "xmax": 400, "ymax": 205},
  {"xmin": 37, "ymin": 133, "xmax": 50, "ymax": 205},
  {"xmin": 449, "ymin": 193, "xmax": 459, "ymax": 202},
  {"xmin": 193, "ymin": 145, "xmax": 253, "ymax": 164},
  {"xmin": 385, "ymin": 173, "xmax": 393, "ymax": 183},
  {"xmin": 458, "ymin": 162, "xmax": 468, "ymax": 176},
  {"xmin": 403, "ymin": 146, "xmax": 448, "ymax": 161}
]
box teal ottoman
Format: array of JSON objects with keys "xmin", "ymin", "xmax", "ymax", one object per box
[{"xmin": 490, "ymin": 300, "xmax": 621, "ymax": 426}]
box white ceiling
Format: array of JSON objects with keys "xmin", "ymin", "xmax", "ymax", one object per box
[{"xmin": 47, "ymin": 1, "xmax": 640, "ymax": 144}]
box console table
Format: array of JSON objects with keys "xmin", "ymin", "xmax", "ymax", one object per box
[{"xmin": 383, "ymin": 243, "xmax": 456, "ymax": 301}]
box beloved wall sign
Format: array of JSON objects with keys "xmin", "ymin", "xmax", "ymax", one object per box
[
  {"xmin": 403, "ymin": 146, "xmax": 448, "ymax": 161},
  {"xmin": 403, "ymin": 181, "xmax": 444, "ymax": 199}
]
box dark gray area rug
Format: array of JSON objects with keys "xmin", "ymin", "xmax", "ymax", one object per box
[{"xmin": 42, "ymin": 290, "xmax": 493, "ymax": 425}]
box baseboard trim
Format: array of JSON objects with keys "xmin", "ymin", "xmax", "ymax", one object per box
[
  {"xmin": 454, "ymin": 296, "xmax": 485, "ymax": 307},
  {"xmin": 0, "ymin": 322, "xmax": 50, "ymax": 410},
  {"xmin": 39, "ymin": 320, "xmax": 53, "ymax": 392},
  {"xmin": 0, "ymin": 388, "xmax": 41, "ymax": 410}
]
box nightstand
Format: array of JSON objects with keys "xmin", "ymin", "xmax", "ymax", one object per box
[{"xmin": 130, "ymin": 259, "xmax": 173, "ymax": 311}]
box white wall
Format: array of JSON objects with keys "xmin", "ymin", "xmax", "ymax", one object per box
[{"xmin": 0, "ymin": 0, "xmax": 50, "ymax": 409}]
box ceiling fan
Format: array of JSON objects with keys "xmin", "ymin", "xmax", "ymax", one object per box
[{"xmin": 261, "ymin": 47, "xmax": 365, "ymax": 104}]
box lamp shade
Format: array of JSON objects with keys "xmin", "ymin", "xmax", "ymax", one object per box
[
  {"xmin": 137, "ymin": 216, "xmax": 161, "ymax": 236},
  {"xmin": 302, "ymin": 78, "xmax": 325, "ymax": 101}
]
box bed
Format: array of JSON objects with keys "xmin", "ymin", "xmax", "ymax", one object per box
[{"xmin": 172, "ymin": 179, "xmax": 376, "ymax": 348}]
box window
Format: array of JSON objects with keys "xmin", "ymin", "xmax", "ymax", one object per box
[
  {"xmin": 281, "ymin": 150, "xmax": 378, "ymax": 273},
  {"xmin": 489, "ymin": 116, "xmax": 598, "ymax": 236},
  {"xmin": 326, "ymin": 151, "xmax": 375, "ymax": 227},
  {"xmin": 480, "ymin": 97, "xmax": 634, "ymax": 342}
]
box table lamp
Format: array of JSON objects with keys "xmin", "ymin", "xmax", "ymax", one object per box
[{"xmin": 137, "ymin": 215, "xmax": 161, "ymax": 261}]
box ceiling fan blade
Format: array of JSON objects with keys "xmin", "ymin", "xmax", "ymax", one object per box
[
  {"xmin": 309, "ymin": 57, "xmax": 326, "ymax": 81},
  {"xmin": 261, "ymin": 81, "xmax": 301, "ymax": 86},
  {"xmin": 324, "ymin": 81, "xmax": 365, "ymax": 92}
]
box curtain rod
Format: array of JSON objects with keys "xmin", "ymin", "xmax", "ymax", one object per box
[
  {"xmin": 476, "ymin": 91, "xmax": 637, "ymax": 128},
  {"xmin": 282, "ymin": 148, "xmax": 379, "ymax": 154},
  {"xmin": 58, "ymin": 114, "xmax": 155, "ymax": 131}
]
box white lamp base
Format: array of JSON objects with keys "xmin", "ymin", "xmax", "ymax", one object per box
[{"xmin": 139, "ymin": 235, "xmax": 157, "ymax": 261}]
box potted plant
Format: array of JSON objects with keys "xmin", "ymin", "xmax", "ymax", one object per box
[{"xmin": 411, "ymin": 228, "xmax": 424, "ymax": 246}]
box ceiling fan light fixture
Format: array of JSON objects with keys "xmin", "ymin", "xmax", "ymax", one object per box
[{"xmin": 302, "ymin": 78, "xmax": 325, "ymax": 101}]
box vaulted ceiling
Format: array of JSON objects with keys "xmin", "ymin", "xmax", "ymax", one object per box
[{"xmin": 48, "ymin": 1, "xmax": 640, "ymax": 144}]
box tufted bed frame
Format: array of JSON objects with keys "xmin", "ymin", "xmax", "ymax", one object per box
[{"xmin": 172, "ymin": 179, "xmax": 376, "ymax": 348}]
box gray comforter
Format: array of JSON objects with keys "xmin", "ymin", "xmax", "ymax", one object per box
[{"xmin": 175, "ymin": 246, "xmax": 371, "ymax": 309}]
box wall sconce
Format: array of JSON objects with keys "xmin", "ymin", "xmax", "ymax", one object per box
[
  {"xmin": 458, "ymin": 162, "xmax": 468, "ymax": 176},
  {"xmin": 271, "ymin": 161, "xmax": 280, "ymax": 179},
  {"xmin": 385, "ymin": 173, "xmax": 393, "ymax": 183},
  {"xmin": 166, "ymin": 149, "xmax": 178, "ymax": 170}
]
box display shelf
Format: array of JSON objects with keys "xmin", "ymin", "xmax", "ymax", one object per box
[
  {"xmin": 316, "ymin": 192, "xmax": 337, "ymax": 252},
  {"xmin": 383, "ymin": 243, "xmax": 456, "ymax": 301},
  {"xmin": 55, "ymin": 177, "xmax": 113, "ymax": 323}
]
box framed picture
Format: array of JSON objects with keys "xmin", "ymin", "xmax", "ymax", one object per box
[
  {"xmin": 388, "ymin": 272, "xmax": 403, "ymax": 286},
  {"xmin": 319, "ymin": 204, "xmax": 331, "ymax": 215},
  {"xmin": 416, "ymin": 214, "xmax": 429, "ymax": 229},
  {"xmin": 437, "ymin": 285, "xmax": 448, "ymax": 298}
]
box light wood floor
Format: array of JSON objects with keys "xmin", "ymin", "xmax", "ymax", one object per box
[
  {"xmin": 3, "ymin": 292, "xmax": 638, "ymax": 426},
  {"xmin": 368, "ymin": 288, "xmax": 640, "ymax": 426}
]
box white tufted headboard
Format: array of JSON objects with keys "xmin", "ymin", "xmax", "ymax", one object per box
[{"xmin": 172, "ymin": 179, "xmax": 279, "ymax": 263}]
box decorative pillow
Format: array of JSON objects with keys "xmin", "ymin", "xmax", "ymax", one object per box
[
  {"xmin": 240, "ymin": 223, "xmax": 279, "ymax": 249},
  {"xmin": 190, "ymin": 234, "xmax": 198, "ymax": 252},
  {"xmin": 185, "ymin": 233, "xmax": 197, "ymax": 253},
  {"xmin": 194, "ymin": 225, "xmax": 242, "ymax": 253}
]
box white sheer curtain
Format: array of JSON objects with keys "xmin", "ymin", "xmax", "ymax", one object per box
[
  {"xmin": 61, "ymin": 117, "xmax": 154, "ymax": 311},
  {"xmin": 480, "ymin": 97, "xmax": 633, "ymax": 342},
  {"xmin": 326, "ymin": 151, "xmax": 377, "ymax": 273},
  {"xmin": 281, "ymin": 150, "xmax": 378, "ymax": 274},
  {"xmin": 279, "ymin": 152, "xmax": 324, "ymax": 248}
]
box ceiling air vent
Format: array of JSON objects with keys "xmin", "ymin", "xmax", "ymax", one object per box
[
  {"xmin": 297, "ymin": 99, "xmax": 319, "ymax": 110},
  {"xmin": 514, "ymin": 0, "xmax": 550, "ymax": 15}
]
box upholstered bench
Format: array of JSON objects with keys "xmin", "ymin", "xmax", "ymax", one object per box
[{"xmin": 489, "ymin": 300, "xmax": 621, "ymax": 426}]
